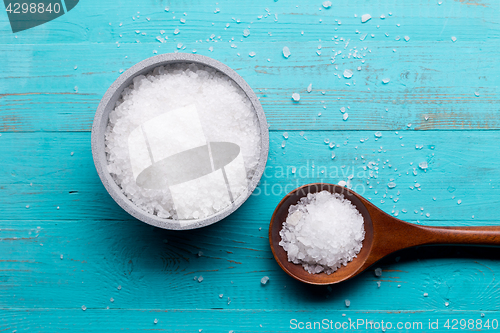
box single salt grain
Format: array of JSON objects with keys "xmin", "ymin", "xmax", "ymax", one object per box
[
  {"xmin": 361, "ymin": 14, "xmax": 371, "ymax": 23},
  {"xmin": 198, "ymin": 276, "xmax": 204, "ymax": 283},
  {"xmin": 343, "ymin": 113, "xmax": 349, "ymax": 121},
  {"xmin": 374, "ymin": 268, "xmax": 382, "ymax": 277},
  {"xmin": 424, "ymin": 292, "xmax": 428, "ymax": 297},
  {"xmin": 345, "ymin": 299, "xmax": 351, "ymax": 307},
  {"xmin": 261, "ymin": 276, "xmax": 269, "ymax": 285},
  {"xmin": 388, "ymin": 182, "xmax": 396, "ymax": 189},
  {"xmin": 322, "ymin": 1, "xmax": 332, "ymax": 8},
  {"xmin": 404, "ymin": 36, "xmax": 410, "ymax": 42},
  {"xmin": 374, "ymin": 131, "xmax": 382, "ymax": 138},
  {"xmin": 110, "ymin": 298, "xmax": 114, "ymax": 302},
  {"xmin": 474, "ymin": 91, "xmax": 480, "ymax": 97},
  {"xmin": 343, "ymin": 69, "xmax": 353, "ymax": 78},
  {"xmin": 219, "ymin": 294, "xmax": 223, "ymax": 298},
  {"xmin": 283, "ymin": 46, "xmax": 291, "ymax": 58},
  {"xmin": 292, "ymin": 93, "xmax": 300, "ymax": 102},
  {"xmin": 307, "ymin": 83, "xmax": 312, "ymax": 92},
  {"xmin": 154, "ymin": 319, "xmax": 158, "ymax": 324},
  {"xmin": 82, "ymin": 305, "xmax": 86, "ymax": 311},
  {"xmin": 279, "ymin": 191, "xmax": 365, "ymax": 275},
  {"xmin": 382, "ymin": 78, "xmax": 390, "ymax": 84},
  {"xmin": 249, "ymin": 51, "xmax": 256, "ymax": 57},
  {"xmin": 418, "ymin": 161, "xmax": 428, "ymax": 170},
  {"xmin": 243, "ymin": 29, "xmax": 250, "ymax": 37},
  {"xmin": 117, "ymin": 285, "xmax": 122, "ymax": 290},
  {"xmin": 451, "ymin": 36, "xmax": 457, "ymax": 42},
  {"xmin": 457, "ymin": 199, "xmax": 462, "ymax": 205},
  {"xmin": 283, "ymin": 132, "xmax": 289, "ymax": 139},
  {"xmin": 174, "ymin": 28, "xmax": 180, "ymax": 34}
]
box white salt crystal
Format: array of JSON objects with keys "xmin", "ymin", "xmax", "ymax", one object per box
[
  {"xmin": 451, "ymin": 36, "xmax": 457, "ymax": 42},
  {"xmin": 338, "ymin": 180, "xmax": 346, "ymax": 187},
  {"xmin": 345, "ymin": 299, "xmax": 351, "ymax": 307},
  {"xmin": 374, "ymin": 267, "xmax": 382, "ymax": 277},
  {"xmin": 261, "ymin": 276, "xmax": 269, "ymax": 285},
  {"xmin": 361, "ymin": 14, "xmax": 371, "ymax": 23},
  {"xmin": 474, "ymin": 91, "xmax": 480, "ymax": 97},
  {"xmin": 292, "ymin": 93, "xmax": 300, "ymax": 102},
  {"xmin": 307, "ymin": 83, "xmax": 312, "ymax": 92},
  {"xmin": 374, "ymin": 131, "xmax": 382, "ymax": 138},
  {"xmin": 382, "ymin": 78, "xmax": 390, "ymax": 84},
  {"xmin": 198, "ymin": 276, "xmax": 204, "ymax": 283},
  {"xmin": 424, "ymin": 292, "xmax": 428, "ymax": 297},
  {"xmin": 340, "ymin": 107, "xmax": 346, "ymax": 113},
  {"xmin": 249, "ymin": 51, "xmax": 256, "ymax": 57},
  {"xmin": 343, "ymin": 113, "xmax": 349, "ymax": 121},
  {"xmin": 343, "ymin": 69, "xmax": 353, "ymax": 78},
  {"xmin": 404, "ymin": 36, "xmax": 410, "ymax": 42},
  {"xmin": 174, "ymin": 28, "xmax": 180, "ymax": 35},
  {"xmin": 322, "ymin": 1, "xmax": 332, "ymax": 8},
  {"xmin": 388, "ymin": 182, "xmax": 396, "ymax": 189},
  {"xmin": 154, "ymin": 319, "xmax": 158, "ymax": 324},
  {"xmin": 418, "ymin": 161, "xmax": 428, "ymax": 170},
  {"xmin": 279, "ymin": 191, "xmax": 365, "ymax": 275},
  {"xmin": 457, "ymin": 199, "xmax": 462, "ymax": 205},
  {"xmin": 283, "ymin": 46, "xmax": 291, "ymax": 58},
  {"xmin": 81, "ymin": 305, "xmax": 86, "ymax": 311},
  {"xmin": 243, "ymin": 29, "xmax": 250, "ymax": 37}
]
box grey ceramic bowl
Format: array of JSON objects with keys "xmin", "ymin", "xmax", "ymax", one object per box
[{"xmin": 91, "ymin": 53, "xmax": 269, "ymax": 230}]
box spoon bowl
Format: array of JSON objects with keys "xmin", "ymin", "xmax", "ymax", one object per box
[{"xmin": 269, "ymin": 183, "xmax": 500, "ymax": 285}]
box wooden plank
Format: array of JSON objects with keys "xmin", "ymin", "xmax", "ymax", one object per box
[
  {"xmin": 1, "ymin": 218, "xmax": 500, "ymax": 311},
  {"xmin": 0, "ymin": 0, "xmax": 498, "ymax": 44},
  {"xmin": 0, "ymin": 130, "xmax": 499, "ymax": 222},
  {"xmin": 1, "ymin": 309, "xmax": 498, "ymax": 332},
  {"xmin": 0, "ymin": 16, "xmax": 499, "ymax": 131}
]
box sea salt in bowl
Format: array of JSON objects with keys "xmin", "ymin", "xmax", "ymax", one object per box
[{"xmin": 91, "ymin": 53, "xmax": 269, "ymax": 230}]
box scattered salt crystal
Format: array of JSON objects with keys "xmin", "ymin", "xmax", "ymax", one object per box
[
  {"xmin": 174, "ymin": 28, "xmax": 180, "ymax": 34},
  {"xmin": 345, "ymin": 299, "xmax": 351, "ymax": 307},
  {"xmin": 418, "ymin": 161, "xmax": 428, "ymax": 170},
  {"xmin": 74, "ymin": 65, "xmax": 78, "ymax": 70},
  {"xmin": 261, "ymin": 276, "xmax": 269, "ymax": 285},
  {"xmin": 457, "ymin": 199, "xmax": 462, "ymax": 205},
  {"xmin": 343, "ymin": 69, "xmax": 353, "ymax": 78},
  {"xmin": 380, "ymin": 14, "xmax": 385, "ymax": 19},
  {"xmin": 322, "ymin": 1, "xmax": 332, "ymax": 8},
  {"xmin": 338, "ymin": 180, "xmax": 346, "ymax": 187},
  {"xmin": 197, "ymin": 251, "xmax": 203, "ymax": 257},
  {"xmin": 374, "ymin": 131, "xmax": 382, "ymax": 138},
  {"xmin": 281, "ymin": 141, "xmax": 286, "ymax": 148},
  {"xmin": 404, "ymin": 36, "xmax": 410, "ymax": 42},
  {"xmin": 388, "ymin": 182, "xmax": 396, "ymax": 189},
  {"xmin": 283, "ymin": 132, "xmax": 289, "ymax": 139},
  {"xmin": 243, "ymin": 29, "xmax": 250, "ymax": 37},
  {"xmin": 249, "ymin": 51, "xmax": 256, "ymax": 57},
  {"xmin": 283, "ymin": 46, "xmax": 291, "ymax": 58},
  {"xmin": 279, "ymin": 191, "xmax": 365, "ymax": 275},
  {"xmin": 110, "ymin": 298, "xmax": 114, "ymax": 302},
  {"xmin": 343, "ymin": 113, "xmax": 349, "ymax": 121},
  {"xmin": 445, "ymin": 302, "xmax": 449, "ymax": 307},
  {"xmin": 154, "ymin": 319, "xmax": 158, "ymax": 324},
  {"xmin": 377, "ymin": 281, "xmax": 381, "ymax": 288},
  {"xmin": 331, "ymin": 152, "xmax": 336, "ymax": 159},
  {"xmin": 361, "ymin": 14, "xmax": 371, "ymax": 23},
  {"xmin": 474, "ymin": 91, "xmax": 480, "ymax": 97},
  {"xmin": 292, "ymin": 93, "xmax": 300, "ymax": 102},
  {"xmin": 25, "ymin": 205, "xmax": 29, "ymax": 209},
  {"xmin": 292, "ymin": 167, "xmax": 296, "ymax": 174},
  {"xmin": 382, "ymin": 78, "xmax": 390, "ymax": 84},
  {"xmin": 81, "ymin": 305, "xmax": 86, "ymax": 311},
  {"xmin": 451, "ymin": 36, "xmax": 457, "ymax": 42},
  {"xmin": 198, "ymin": 276, "xmax": 203, "ymax": 283},
  {"xmin": 227, "ymin": 297, "xmax": 231, "ymax": 305},
  {"xmin": 219, "ymin": 294, "xmax": 223, "ymax": 298},
  {"xmin": 374, "ymin": 267, "xmax": 382, "ymax": 277},
  {"xmin": 424, "ymin": 292, "xmax": 428, "ymax": 297},
  {"xmin": 117, "ymin": 285, "xmax": 122, "ymax": 290},
  {"xmin": 307, "ymin": 83, "xmax": 312, "ymax": 92}
]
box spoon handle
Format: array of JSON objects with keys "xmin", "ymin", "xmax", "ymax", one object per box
[{"xmin": 415, "ymin": 225, "xmax": 500, "ymax": 246}]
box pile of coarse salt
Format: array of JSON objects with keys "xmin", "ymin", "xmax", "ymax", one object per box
[
  {"xmin": 105, "ymin": 63, "xmax": 261, "ymax": 220},
  {"xmin": 279, "ymin": 191, "xmax": 365, "ymax": 274}
]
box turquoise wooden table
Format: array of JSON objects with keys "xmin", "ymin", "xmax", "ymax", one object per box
[{"xmin": 1, "ymin": 0, "xmax": 500, "ymax": 331}]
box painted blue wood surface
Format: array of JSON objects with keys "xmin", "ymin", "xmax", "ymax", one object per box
[{"xmin": 1, "ymin": 0, "xmax": 500, "ymax": 331}]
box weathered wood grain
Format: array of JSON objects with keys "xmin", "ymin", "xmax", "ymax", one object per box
[{"xmin": 1, "ymin": 41, "xmax": 499, "ymax": 131}]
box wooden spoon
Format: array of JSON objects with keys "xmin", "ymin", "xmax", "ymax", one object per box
[{"xmin": 269, "ymin": 183, "xmax": 500, "ymax": 285}]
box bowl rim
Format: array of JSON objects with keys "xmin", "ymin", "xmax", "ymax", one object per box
[{"xmin": 91, "ymin": 53, "xmax": 269, "ymax": 230}]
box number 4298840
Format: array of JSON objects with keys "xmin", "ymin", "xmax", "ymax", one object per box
[{"xmin": 6, "ymin": 2, "xmax": 61, "ymax": 14}]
